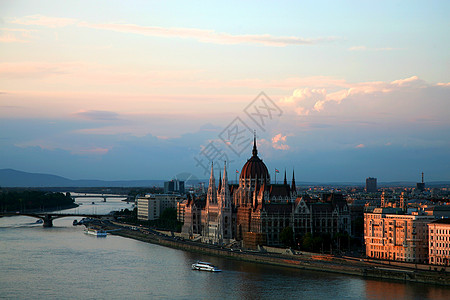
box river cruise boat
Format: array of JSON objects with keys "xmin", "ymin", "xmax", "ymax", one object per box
[
  {"xmin": 191, "ymin": 261, "xmax": 221, "ymax": 272},
  {"xmin": 84, "ymin": 227, "xmax": 107, "ymax": 237}
]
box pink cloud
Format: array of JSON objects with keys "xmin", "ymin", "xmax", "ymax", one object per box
[
  {"xmin": 355, "ymin": 144, "xmax": 365, "ymax": 148},
  {"xmin": 77, "ymin": 21, "xmax": 337, "ymax": 47},
  {"xmin": 271, "ymin": 133, "xmax": 290, "ymax": 150},
  {"xmin": 8, "ymin": 14, "xmax": 338, "ymax": 47},
  {"xmin": 73, "ymin": 147, "xmax": 110, "ymax": 155},
  {"xmin": 0, "ymin": 61, "xmax": 83, "ymax": 79}
]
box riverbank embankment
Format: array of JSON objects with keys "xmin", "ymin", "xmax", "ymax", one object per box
[{"xmin": 106, "ymin": 223, "xmax": 450, "ymax": 286}]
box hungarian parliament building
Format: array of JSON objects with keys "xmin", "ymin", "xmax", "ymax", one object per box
[{"xmin": 180, "ymin": 138, "xmax": 351, "ymax": 248}]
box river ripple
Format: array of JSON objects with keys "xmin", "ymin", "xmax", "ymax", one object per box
[{"xmin": 1, "ymin": 198, "xmax": 449, "ymax": 299}]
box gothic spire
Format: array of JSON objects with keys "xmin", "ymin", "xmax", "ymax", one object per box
[
  {"xmin": 209, "ymin": 162, "xmax": 215, "ymax": 185},
  {"xmin": 291, "ymin": 169, "xmax": 296, "ymax": 194},
  {"xmin": 207, "ymin": 162, "xmax": 217, "ymax": 206},
  {"xmin": 284, "ymin": 169, "xmax": 287, "ymax": 185},
  {"xmin": 222, "ymin": 161, "xmax": 228, "ymax": 183},
  {"xmin": 252, "ymin": 130, "xmax": 258, "ymax": 157},
  {"xmin": 218, "ymin": 169, "xmax": 222, "ymax": 192},
  {"xmin": 220, "ymin": 161, "xmax": 231, "ymax": 208}
]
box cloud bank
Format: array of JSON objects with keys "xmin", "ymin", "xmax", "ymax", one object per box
[
  {"xmin": 279, "ymin": 76, "xmax": 449, "ymax": 122},
  {"xmin": 7, "ymin": 14, "xmax": 337, "ymax": 47}
]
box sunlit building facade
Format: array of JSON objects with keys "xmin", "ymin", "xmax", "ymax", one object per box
[
  {"xmin": 364, "ymin": 208, "xmax": 434, "ymax": 263},
  {"xmin": 428, "ymin": 219, "xmax": 450, "ymax": 266},
  {"xmin": 181, "ymin": 138, "xmax": 351, "ymax": 248}
]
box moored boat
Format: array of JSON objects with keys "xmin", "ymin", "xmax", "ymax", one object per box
[
  {"xmin": 84, "ymin": 227, "xmax": 107, "ymax": 237},
  {"xmin": 191, "ymin": 261, "xmax": 221, "ymax": 272}
]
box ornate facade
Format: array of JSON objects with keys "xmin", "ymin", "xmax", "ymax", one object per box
[{"xmin": 181, "ymin": 137, "xmax": 351, "ymax": 248}]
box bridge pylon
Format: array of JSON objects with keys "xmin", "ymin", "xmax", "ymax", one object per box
[{"xmin": 43, "ymin": 215, "xmax": 53, "ymax": 227}]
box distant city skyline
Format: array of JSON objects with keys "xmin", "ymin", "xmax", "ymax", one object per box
[{"xmin": 0, "ymin": 1, "xmax": 449, "ymax": 182}]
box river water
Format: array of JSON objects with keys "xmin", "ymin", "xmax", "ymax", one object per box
[{"xmin": 1, "ymin": 196, "xmax": 449, "ymax": 299}]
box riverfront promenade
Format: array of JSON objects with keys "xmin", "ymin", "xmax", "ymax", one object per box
[{"xmin": 100, "ymin": 221, "xmax": 450, "ymax": 286}]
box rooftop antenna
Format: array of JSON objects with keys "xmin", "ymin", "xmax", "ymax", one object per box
[{"xmin": 422, "ymin": 172, "xmax": 424, "ymax": 183}]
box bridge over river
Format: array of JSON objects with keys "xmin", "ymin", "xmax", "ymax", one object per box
[
  {"xmin": 70, "ymin": 194, "xmax": 132, "ymax": 202},
  {"xmin": 0, "ymin": 212, "xmax": 111, "ymax": 227}
]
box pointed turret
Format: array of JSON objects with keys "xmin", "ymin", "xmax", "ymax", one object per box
[
  {"xmin": 252, "ymin": 131, "xmax": 258, "ymax": 157},
  {"xmin": 209, "ymin": 162, "xmax": 215, "ymax": 187},
  {"xmin": 219, "ymin": 162, "xmax": 231, "ymax": 209},
  {"xmin": 207, "ymin": 162, "xmax": 217, "ymax": 206},
  {"xmin": 284, "ymin": 169, "xmax": 287, "ymax": 185},
  {"xmin": 291, "ymin": 169, "xmax": 296, "ymax": 194},
  {"xmin": 218, "ymin": 161, "xmax": 232, "ymax": 242},
  {"xmin": 218, "ymin": 171, "xmax": 222, "ymax": 192},
  {"xmin": 222, "ymin": 161, "xmax": 228, "ymax": 184}
]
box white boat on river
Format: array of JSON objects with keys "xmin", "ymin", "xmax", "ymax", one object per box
[
  {"xmin": 84, "ymin": 227, "xmax": 107, "ymax": 237},
  {"xmin": 191, "ymin": 261, "xmax": 221, "ymax": 272}
]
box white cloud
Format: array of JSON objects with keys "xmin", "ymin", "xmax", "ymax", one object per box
[
  {"xmin": 279, "ymin": 76, "xmax": 450, "ymax": 122},
  {"xmin": 10, "ymin": 15, "xmax": 77, "ymax": 28},
  {"xmin": 279, "ymin": 88, "xmax": 327, "ymax": 115},
  {"xmin": 8, "ymin": 14, "xmax": 338, "ymax": 47},
  {"xmin": 0, "ymin": 28, "xmax": 36, "ymax": 43},
  {"xmin": 0, "ymin": 32, "xmax": 27, "ymax": 43},
  {"xmin": 77, "ymin": 21, "xmax": 337, "ymax": 47}
]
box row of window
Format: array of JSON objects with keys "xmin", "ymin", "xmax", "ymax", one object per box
[
  {"xmin": 430, "ymin": 249, "xmax": 450, "ymax": 255},
  {"xmin": 430, "ymin": 256, "xmax": 450, "ymax": 265},
  {"xmin": 430, "ymin": 235, "xmax": 450, "ymax": 241},
  {"xmin": 430, "ymin": 229, "xmax": 450, "ymax": 235},
  {"xmin": 430, "ymin": 242, "xmax": 450, "ymax": 249}
]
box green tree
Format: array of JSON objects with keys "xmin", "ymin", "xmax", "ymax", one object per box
[
  {"xmin": 302, "ymin": 233, "xmax": 314, "ymax": 251},
  {"xmin": 280, "ymin": 226, "xmax": 294, "ymax": 247},
  {"xmin": 160, "ymin": 207, "xmax": 177, "ymax": 221}
]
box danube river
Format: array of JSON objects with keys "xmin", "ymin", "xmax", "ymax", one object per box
[{"xmin": 1, "ymin": 196, "xmax": 449, "ymax": 299}]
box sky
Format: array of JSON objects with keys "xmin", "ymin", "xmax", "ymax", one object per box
[{"xmin": 0, "ymin": 0, "xmax": 449, "ymax": 183}]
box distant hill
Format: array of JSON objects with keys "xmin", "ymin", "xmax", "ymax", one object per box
[
  {"xmin": 1, "ymin": 169, "xmax": 448, "ymax": 188},
  {"xmin": 0, "ymin": 169, "xmax": 165, "ymax": 187}
]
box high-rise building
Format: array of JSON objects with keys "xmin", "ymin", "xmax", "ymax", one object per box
[
  {"xmin": 164, "ymin": 179, "xmax": 185, "ymax": 194},
  {"xmin": 365, "ymin": 177, "xmax": 377, "ymax": 193},
  {"xmin": 137, "ymin": 196, "xmax": 161, "ymax": 221},
  {"xmin": 137, "ymin": 194, "xmax": 183, "ymax": 221}
]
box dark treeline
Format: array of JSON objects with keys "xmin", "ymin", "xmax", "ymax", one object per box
[
  {"xmin": 0, "ymin": 190, "xmax": 75, "ymax": 212},
  {"xmin": 115, "ymin": 207, "xmax": 182, "ymax": 232}
]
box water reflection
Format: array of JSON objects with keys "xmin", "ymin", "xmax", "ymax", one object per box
[{"xmin": 1, "ymin": 197, "xmax": 449, "ymax": 299}]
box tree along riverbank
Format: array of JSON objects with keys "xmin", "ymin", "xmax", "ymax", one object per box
[
  {"xmin": 103, "ymin": 222, "xmax": 450, "ymax": 286},
  {"xmin": 0, "ymin": 190, "xmax": 76, "ymax": 212}
]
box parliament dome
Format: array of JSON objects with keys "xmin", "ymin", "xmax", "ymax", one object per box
[{"xmin": 240, "ymin": 138, "xmax": 270, "ymax": 180}]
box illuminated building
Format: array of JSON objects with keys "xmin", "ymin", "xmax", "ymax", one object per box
[
  {"xmin": 364, "ymin": 208, "xmax": 434, "ymax": 263},
  {"xmin": 428, "ymin": 219, "xmax": 450, "ymax": 266}
]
